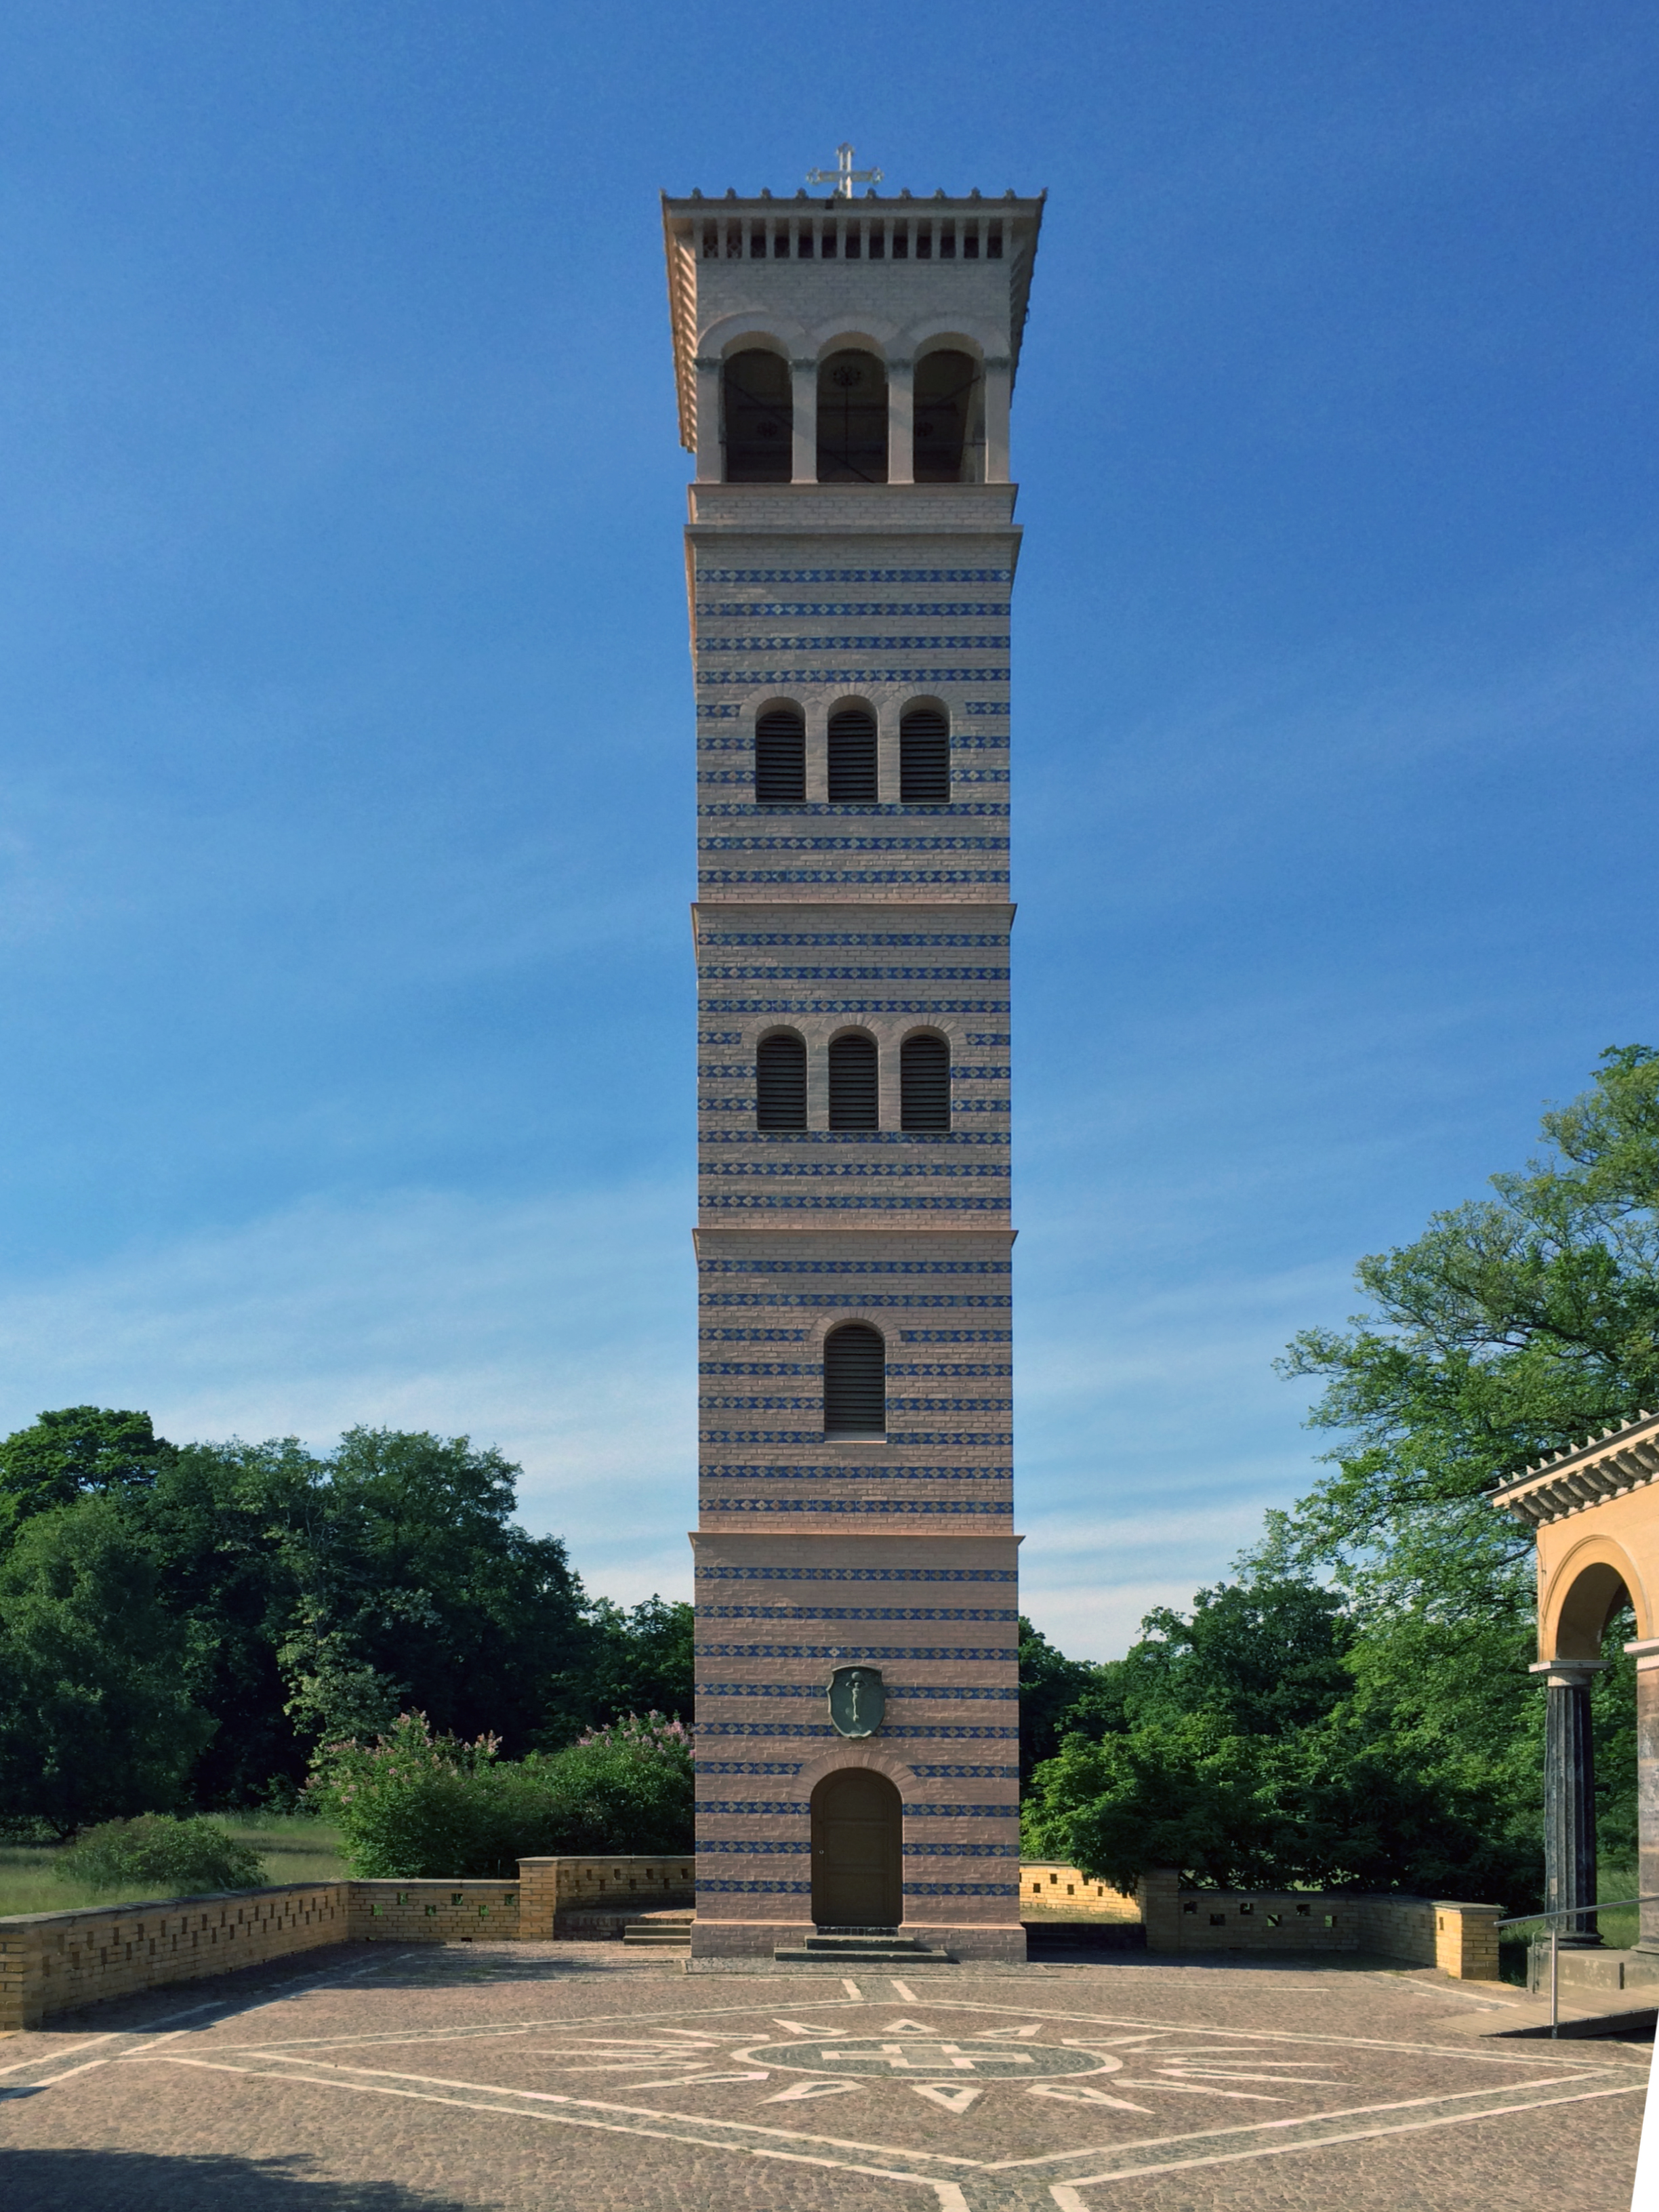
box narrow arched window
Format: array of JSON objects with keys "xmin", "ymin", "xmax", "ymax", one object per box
[
  {"xmin": 901, "ymin": 1033, "xmax": 950, "ymax": 1130},
  {"xmin": 754, "ymin": 706, "xmax": 805, "ymax": 802},
  {"xmin": 825, "ymin": 1323, "xmax": 885, "ymax": 1435},
  {"xmin": 756, "ymin": 1032, "xmax": 806, "ymax": 1130},
  {"xmin": 817, "ymin": 350, "xmax": 888, "ymax": 483},
  {"xmin": 828, "ymin": 1031, "xmax": 878, "ymax": 1129},
  {"xmin": 900, "ymin": 706, "xmax": 949, "ymax": 802},
  {"xmin": 724, "ymin": 350, "xmax": 792, "ymax": 484},
  {"xmin": 913, "ymin": 350, "xmax": 979, "ymax": 483},
  {"xmin": 827, "ymin": 706, "xmax": 877, "ymax": 801}
]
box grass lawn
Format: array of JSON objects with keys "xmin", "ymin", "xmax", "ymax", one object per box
[{"xmin": 0, "ymin": 1815, "xmax": 348, "ymax": 1919}]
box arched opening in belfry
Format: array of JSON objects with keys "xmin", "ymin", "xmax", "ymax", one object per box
[
  {"xmin": 913, "ymin": 349, "xmax": 981, "ymax": 483},
  {"xmin": 722, "ymin": 349, "xmax": 792, "ymax": 483},
  {"xmin": 754, "ymin": 703, "xmax": 806, "ymax": 802},
  {"xmin": 817, "ymin": 350, "xmax": 888, "ymax": 483},
  {"xmin": 824, "ymin": 1322, "xmax": 885, "ymax": 1435}
]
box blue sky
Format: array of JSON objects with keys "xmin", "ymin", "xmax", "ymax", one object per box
[{"xmin": 1, "ymin": 1, "xmax": 1654, "ymax": 1656}]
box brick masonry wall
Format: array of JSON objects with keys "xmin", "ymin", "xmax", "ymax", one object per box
[
  {"xmin": 0, "ymin": 1858, "xmax": 707, "ymax": 2030},
  {"xmin": 1134, "ymin": 1871, "xmax": 1498, "ymax": 1978},
  {"xmin": 347, "ymin": 1881, "xmax": 522, "ymax": 1942},
  {"xmin": 0, "ymin": 1882, "xmax": 348, "ymax": 2030},
  {"xmin": 682, "ymin": 236, "xmax": 1027, "ymax": 1965}
]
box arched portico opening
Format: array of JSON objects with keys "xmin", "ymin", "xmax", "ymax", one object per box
[
  {"xmin": 1496, "ymin": 1430, "xmax": 1659, "ymax": 1958},
  {"xmin": 811, "ymin": 1767, "xmax": 902, "ymax": 1927}
]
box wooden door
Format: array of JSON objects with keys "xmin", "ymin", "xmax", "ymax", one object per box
[{"xmin": 811, "ymin": 1768, "xmax": 902, "ymax": 1927}]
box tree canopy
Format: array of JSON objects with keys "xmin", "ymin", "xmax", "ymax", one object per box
[
  {"xmin": 1024, "ymin": 1048, "xmax": 1657, "ymax": 1897},
  {"xmin": 0, "ymin": 1413, "xmax": 692, "ymax": 1829}
]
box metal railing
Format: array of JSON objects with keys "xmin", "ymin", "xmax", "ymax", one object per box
[{"xmin": 1494, "ymin": 1893, "xmax": 1659, "ymax": 2035}]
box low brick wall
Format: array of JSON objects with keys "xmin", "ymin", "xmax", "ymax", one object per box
[
  {"xmin": 348, "ymin": 1881, "xmax": 522, "ymax": 1942},
  {"xmin": 1136, "ymin": 1870, "xmax": 1499, "ymax": 1978},
  {"xmin": 519, "ymin": 1854, "xmax": 695, "ymax": 1937},
  {"xmin": 1, "ymin": 1856, "xmax": 704, "ymax": 2030},
  {"xmin": 0, "ymin": 1882, "xmax": 348, "ymax": 2030},
  {"xmin": 1020, "ymin": 1862, "xmax": 1139, "ymax": 1920}
]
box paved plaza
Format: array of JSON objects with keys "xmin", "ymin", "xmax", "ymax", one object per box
[{"xmin": 0, "ymin": 1942, "xmax": 1647, "ymax": 2210}]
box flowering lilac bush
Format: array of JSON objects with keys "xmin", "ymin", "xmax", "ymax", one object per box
[{"xmin": 310, "ymin": 1708, "xmax": 693, "ymax": 1878}]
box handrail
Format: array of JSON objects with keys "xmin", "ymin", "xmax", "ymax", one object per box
[
  {"xmin": 1494, "ymin": 1893, "xmax": 1659, "ymax": 1927},
  {"xmin": 1492, "ymin": 1893, "xmax": 1659, "ymax": 2036}
]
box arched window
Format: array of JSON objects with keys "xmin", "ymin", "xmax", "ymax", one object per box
[
  {"xmin": 827, "ymin": 705, "xmax": 877, "ymax": 801},
  {"xmin": 756, "ymin": 1031, "xmax": 807, "ymax": 1130},
  {"xmin": 723, "ymin": 350, "xmax": 792, "ymax": 483},
  {"xmin": 824, "ymin": 1322, "xmax": 885, "ymax": 1435},
  {"xmin": 828, "ymin": 1031, "xmax": 878, "ymax": 1129},
  {"xmin": 913, "ymin": 350, "xmax": 979, "ymax": 483},
  {"xmin": 901, "ymin": 1033, "xmax": 950, "ymax": 1130},
  {"xmin": 900, "ymin": 705, "xmax": 949, "ymax": 802},
  {"xmin": 754, "ymin": 705, "xmax": 805, "ymax": 802},
  {"xmin": 817, "ymin": 350, "xmax": 888, "ymax": 483}
]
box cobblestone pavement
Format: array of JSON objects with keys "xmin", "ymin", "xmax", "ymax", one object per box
[{"xmin": 0, "ymin": 1942, "xmax": 1647, "ymax": 2210}]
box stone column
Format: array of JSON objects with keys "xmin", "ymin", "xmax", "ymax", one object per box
[
  {"xmin": 886, "ymin": 358, "xmax": 914, "ymax": 485},
  {"xmin": 981, "ymin": 356, "xmax": 1012, "ymax": 483},
  {"xmin": 790, "ymin": 359, "xmax": 817, "ymax": 483},
  {"xmin": 1532, "ymin": 1658, "xmax": 1607, "ymax": 1946},
  {"xmin": 693, "ymin": 358, "xmax": 723, "ymax": 483},
  {"xmin": 1626, "ymin": 1637, "xmax": 1659, "ymax": 1950}
]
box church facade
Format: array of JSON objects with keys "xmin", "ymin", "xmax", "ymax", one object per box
[{"xmin": 661, "ymin": 181, "xmax": 1044, "ymax": 1961}]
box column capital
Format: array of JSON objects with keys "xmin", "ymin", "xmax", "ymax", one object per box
[
  {"xmin": 1625, "ymin": 1637, "xmax": 1659, "ymax": 1658},
  {"xmin": 1531, "ymin": 1658, "xmax": 1610, "ymax": 1682}
]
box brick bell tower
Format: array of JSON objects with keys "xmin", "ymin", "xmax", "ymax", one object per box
[{"xmin": 662, "ymin": 160, "xmax": 1042, "ymax": 1963}]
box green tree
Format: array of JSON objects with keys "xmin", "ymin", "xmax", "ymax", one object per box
[
  {"xmin": 1269, "ymin": 1044, "xmax": 1659, "ymax": 1615},
  {"xmin": 0, "ymin": 1498, "xmax": 215, "ymax": 1834},
  {"xmin": 1017, "ymin": 1616, "xmax": 1099, "ymax": 1787},
  {"xmin": 579, "ymin": 1597, "xmax": 695, "ymax": 1733},
  {"xmin": 0, "ymin": 1406, "xmax": 175, "ymax": 1544}
]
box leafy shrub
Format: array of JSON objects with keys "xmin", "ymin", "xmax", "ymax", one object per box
[
  {"xmin": 56, "ymin": 1813, "xmax": 267, "ymax": 1896},
  {"xmin": 310, "ymin": 1709, "xmax": 694, "ymax": 1878}
]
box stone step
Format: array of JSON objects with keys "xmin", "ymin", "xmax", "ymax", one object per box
[
  {"xmin": 623, "ymin": 1927, "xmax": 691, "ymax": 1946},
  {"xmin": 773, "ymin": 1934, "xmax": 956, "ymax": 1964}
]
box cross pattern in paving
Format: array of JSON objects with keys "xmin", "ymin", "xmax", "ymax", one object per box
[{"xmin": 1, "ymin": 1947, "xmax": 1645, "ymax": 2209}]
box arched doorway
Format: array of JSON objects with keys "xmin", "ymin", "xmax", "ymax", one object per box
[{"xmin": 811, "ymin": 1768, "xmax": 902, "ymax": 1927}]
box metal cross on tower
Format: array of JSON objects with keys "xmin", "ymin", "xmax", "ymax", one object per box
[{"xmin": 806, "ymin": 143, "xmax": 883, "ymax": 199}]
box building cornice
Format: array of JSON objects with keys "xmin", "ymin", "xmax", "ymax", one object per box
[{"xmin": 1490, "ymin": 1408, "xmax": 1659, "ymax": 1528}]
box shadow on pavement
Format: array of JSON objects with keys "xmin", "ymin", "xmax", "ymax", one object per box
[{"xmin": 0, "ymin": 2149, "xmax": 478, "ymax": 2211}]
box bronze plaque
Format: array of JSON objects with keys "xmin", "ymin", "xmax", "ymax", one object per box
[{"xmin": 826, "ymin": 1664, "xmax": 885, "ymax": 1739}]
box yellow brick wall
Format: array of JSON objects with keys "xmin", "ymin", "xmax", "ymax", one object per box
[{"xmin": 0, "ymin": 1883, "xmax": 348, "ymax": 2030}]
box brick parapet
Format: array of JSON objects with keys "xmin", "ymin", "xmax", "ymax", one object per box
[
  {"xmin": 0, "ymin": 1858, "xmax": 705, "ymax": 2030},
  {"xmin": 1132, "ymin": 1873, "xmax": 1499, "ymax": 1979}
]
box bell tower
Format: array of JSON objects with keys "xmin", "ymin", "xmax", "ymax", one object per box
[{"xmin": 662, "ymin": 168, "xmax": 1043, "ymax": 1963}]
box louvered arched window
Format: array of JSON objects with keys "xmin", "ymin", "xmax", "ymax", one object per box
[
  {"xmin": 901, "ymin": 1033, "xmax": 950, "ymax": 1130},
  {"xmin": 900, "ymin": 705, "xmax": 949, "ymax": 802},
  {"xmin": 755, "ymin": 705, "xmax": 805, "ymax": 802},
  {"xmin": 756, "ymin": 1031, "xmax": 807, "ymax": 1130},
  {"xmin": 828, "ymin": 705, "xmax": 878, "ymax": 801},
  {"xmin": 723, "ymin": 350, "xmax": 792, "ymax": 483},
  {"xmin": 828, "ymin": 1031, "xmax": 878, "ymax": 1130},
  {"xmin": 824, "ymin": 1323, "xmax": 886, "ymax": 1435}
]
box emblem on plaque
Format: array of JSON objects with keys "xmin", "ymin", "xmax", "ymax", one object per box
[{"xmin": 827, "ymin": 1665, "xmax": 885, "ymax": 1739}]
